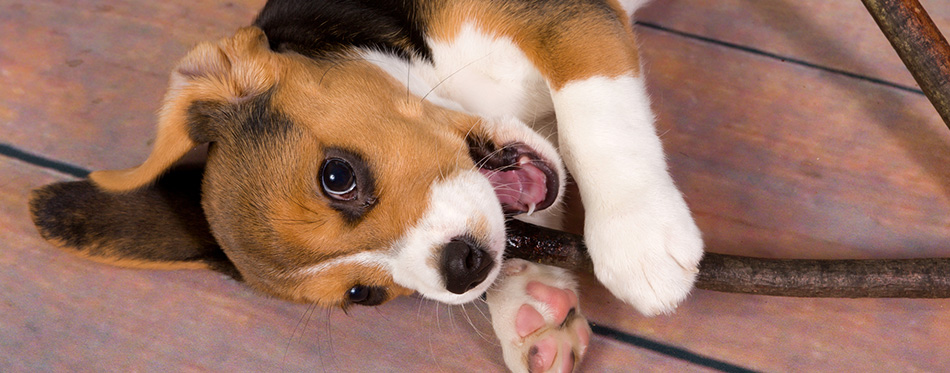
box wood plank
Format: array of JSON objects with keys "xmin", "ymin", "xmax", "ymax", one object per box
[
  {"xmin": 636, "ymin": 0, "xmax": 950, "ymax": 90},
  {"xmin": 0, "ymin": 0, "xmax": 263, "ymax": 170},
  {"xmin": 636, "ymin": 26, "xmax": 950, "ymax": 260},
  {"xmin": 578, "ymin": 274, "xmax": 950, "ymax": 372}
]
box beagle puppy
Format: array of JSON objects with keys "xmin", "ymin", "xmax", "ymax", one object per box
[{"xmin": 29, "ymin": 0, "xmax": 703, "ymax": 371}]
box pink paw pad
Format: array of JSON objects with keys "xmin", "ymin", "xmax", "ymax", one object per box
[
  {"xmin": 528, "ymin": 335, "xmax": 577, "ymax": 373},
  {"xmin": 526, "ymin": 280, "xmax": 578, "ymax": 324},
  {"xmin": 516, "ymin": 304, "xmax": 546, "ymax": 338},
  {"xmin": 516, "ymin": 281, "xmax": 579, "ymax": 337},
  {"xmin": 511, "ymin": 281, "xmax": 586, "ymax": 372}
]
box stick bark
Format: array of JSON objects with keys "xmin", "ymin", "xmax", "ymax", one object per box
[
  {"xmin": 504, "ymin": 220, "xmax": 950, "ymax": 298},
  {"xmin": 862, "ymin": 0, "xmax": 950, "ymax": 130}
]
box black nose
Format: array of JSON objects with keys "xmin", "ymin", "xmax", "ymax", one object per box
[{"xmin": 440, "ymin": 237, "xmax": 494, "ymax": 294}]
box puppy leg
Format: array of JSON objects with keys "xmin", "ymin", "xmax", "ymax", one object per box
[
  {"xmin": 487, "ymin": 259, "xmax": 591, "ymax": 373},
  {"xmin": 553, "ymin": 75, "xmax": 705, "ymax": 316}
]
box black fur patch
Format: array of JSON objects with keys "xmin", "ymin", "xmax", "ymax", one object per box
[
  {"xmin": 186, "ymin": 90, "xmax": 294, "ymax": 148},
  {"xmin": 29, "ymin": 166, "xmax": 240, "ymax": 280},
  {"xmin": 254, "ymin": 0, "xmax": 431, "ymax": 61}
]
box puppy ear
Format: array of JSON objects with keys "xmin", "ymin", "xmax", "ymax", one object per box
[
  {"xmin": 27, "ymin": 27, "xmax": 276, "ymax": 278},
  {"xmin": 29, "ymin": 165, "xmax": 240, "ymax": 279},
  {"xmin": 90, "ymin": 27, "xmax": 276, "ymax": 192}
]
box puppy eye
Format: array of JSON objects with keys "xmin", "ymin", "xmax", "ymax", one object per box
[
  {"xmin": 347, "ymin": 285, "xmax": 370, "ymax": 303},
  {"xmin": 321, "ymin": 158, "xmax": 357, "ymax": 199},
  {"xmin": 318, "ymin": 148, "xmax": 377, "ymax": 221},
  {"xmin": 346, "ymin": 285, "xmax": 387, "ymax": 306}
]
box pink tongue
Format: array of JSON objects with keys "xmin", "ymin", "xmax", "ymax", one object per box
[{"xmin": 479, "ymin": 162, "xmax": 548, "ymax": 213}]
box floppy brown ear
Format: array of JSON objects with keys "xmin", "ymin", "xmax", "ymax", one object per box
[
  {"xmin": 90, "ymin": 26, "xmax": 277, "ymax": 192},
  {"xmin": 28, "ymin": 27, "xmax": 277, "ymax": 277},
  {"xmin": 30, "ymin": 164, "xmax": 240, "ymax": 279}
]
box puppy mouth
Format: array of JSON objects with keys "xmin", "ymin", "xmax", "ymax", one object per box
[{"xmin": 468, "ymin": 138, "xmax": 559, "ymax": 215}]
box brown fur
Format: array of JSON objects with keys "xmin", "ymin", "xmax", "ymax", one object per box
[{"xmin": 426, "ymin": 0, "xmax": 640, "ymax": 90}]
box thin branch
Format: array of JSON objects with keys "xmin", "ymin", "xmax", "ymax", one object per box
[{"xmin": 503, "ymin": 219, "xmax": 950, "ymax": 298}]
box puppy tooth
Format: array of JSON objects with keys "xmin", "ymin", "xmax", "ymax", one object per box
[
  {"xmin": 518, "ymin": 155, "xmax": 531, "ymax": 166},
  {"xmin": 527, "ymin": 203, "xmax": 537, "ymax": 216}
]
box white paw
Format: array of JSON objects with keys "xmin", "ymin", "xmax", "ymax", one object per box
[
  {"xmin": 487, "ymin": 259, "xmax": 592, "ymax": 373},
  {"xmin": 585, "ymin": 184, "xmax": 704, "ymax": 316}
]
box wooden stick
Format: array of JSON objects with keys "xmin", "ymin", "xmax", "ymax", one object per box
[
  {"xmin": 504, "ymin": 220, "xmax": 950, "ymax": 298},
  {"xmin": 862, "ymin": 0, "xmax": 950, "ymax": 130}
]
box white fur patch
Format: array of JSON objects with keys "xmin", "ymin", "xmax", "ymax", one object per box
[
  {"xmin": 424, "ymin": 23, "xmax": 553, "ymax": 123},
  {"xmin": 295, "ymin": 251, "xmax": 393, "ymax": 277},
  {"xmin": 361, "ymin": 23, "xmax": 554, "ymax": 127},
  {"xmin": 389, "ymin": 170, "xmax": 506, "ymax": 304},
  {"xmin": 616, "ymin": 0, "xmax": 652, "ymax": 15},
  {"xmin": 358, "ymin": 49, "xmax": 467, "ymax": 113},
  {"xmin": 553, "ymin": 75, "xmax": 666, "ymax": 211},
  {"xmin": 552, "ymin": 75, "xmax": 704, "ymax": 316}
]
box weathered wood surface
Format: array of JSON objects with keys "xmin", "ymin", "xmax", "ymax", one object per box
[
  {"xmin": 2, "ymin": 0, "xmax": 950, "ymax": 371},
  {"xmin": 637, "ymin": 0, "xmax": 950, "ymax": 90},
  {"xmin": 0, "ymin": 0, "xmax": 261, "ymax": 170},
  {"xmin": 638, "ymin": 24, "xmax": 950, "ymax": 261}
]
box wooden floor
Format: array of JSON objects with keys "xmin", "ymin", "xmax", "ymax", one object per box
[{"xmin": 2, "ymin": 0, "xmax": 949, "ymax": 371}]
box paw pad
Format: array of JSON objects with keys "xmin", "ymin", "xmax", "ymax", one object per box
[{"xmin": 487, "ymin": 260, "xmax": 591, "ymax": 373}]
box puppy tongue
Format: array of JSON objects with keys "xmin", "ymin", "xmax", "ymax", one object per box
[{"xmin": 479, "ymin": 157, "xmax": 548, "ymax": 215}]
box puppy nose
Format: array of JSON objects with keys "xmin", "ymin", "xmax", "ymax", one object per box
[{"xmin": 440, "ymin": 237, "xmax": 494, "ymax": 294}]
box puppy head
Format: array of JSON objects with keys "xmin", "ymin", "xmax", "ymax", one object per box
[{"xmin": 35, "ymin": 27, "xmax": 564, "ymax": 309}]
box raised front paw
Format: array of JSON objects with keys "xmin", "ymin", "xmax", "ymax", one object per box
[
  {"xmin": 585, "ymin": 187, "xmax": 704, "ymax": 316},
  {"xmin": 487, "ymin": 259, "xmax": 591, "ymax": 373}
]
